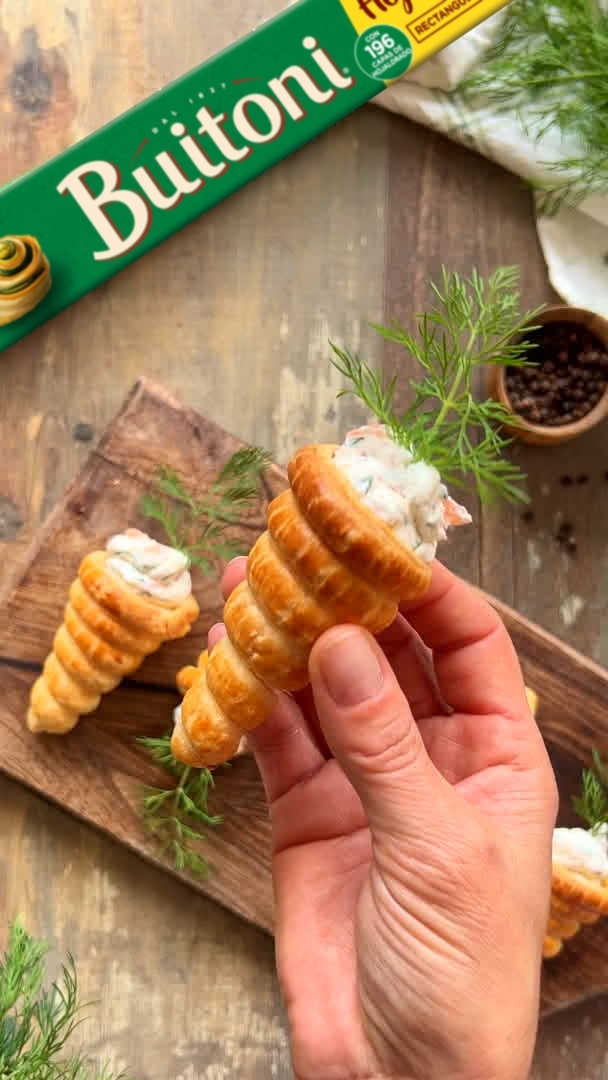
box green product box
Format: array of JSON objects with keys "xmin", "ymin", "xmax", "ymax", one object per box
[{"xmin": 0, "ymin": 0, "xmax": 510, "ymax": 353}]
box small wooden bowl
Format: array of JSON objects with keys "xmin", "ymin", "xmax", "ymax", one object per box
[{"xmin": 487, "ymin": 306, "xmax": 608, "ymax": 446}]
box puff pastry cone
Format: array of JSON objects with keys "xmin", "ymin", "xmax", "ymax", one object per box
[
  {"xmin": 543, "ymin": 865, "xmax": 608, "ymax": 959},
  {"xmin": 0, "ymin": 235, "xmax": 52, "ymax": 326},
  {"xmin": 172, "ymin": 432, "xmax": 472, "ymax": 768},
  {"xmin": 523, "ymin": 690, "xmax": 608, "ymax": 960},
  {"xmin": 174, "ymin": 651, "xmax": 251, "ymax": 763},
  {"xmin": 542, "ymin": 825, "xmax": 608, "ymax": 963},
  {"xmin": 27, "ymin": 529, "xmax": 199, "ymax": 735}
]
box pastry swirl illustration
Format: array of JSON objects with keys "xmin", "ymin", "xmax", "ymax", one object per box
[
  {"xmin": 0, "ymin": 235, "xmax": 52, "ymax": 326},
  {"xmin": 28, "ymin": 529, "xmax": 199, "ymax": 734},
  {"xmin": 172, "ymin": 426, "xmax": 471, "ymax": 767}
]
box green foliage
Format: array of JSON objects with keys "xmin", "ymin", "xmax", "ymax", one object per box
[
  {"xmin": 0, "ymin": 921, "xmax": 130, "ymax": 1079},
  {"xmin": 139, "ymin": 733, "xmax": 223, "ymax": 878},
  {"xmin": 460, "ymin": 0, "xmax": 608, "ymax": 211},
  {"xmin": 140, "ymin": 446, "xmax": 272, "ymax": 575},
  {"xmin": 139, "ymin": 447, "xmax": 269, "ymax": 875},
  {"xmin": 572, "ymin": 750, "xmax": 608, "ymax": 833},
  {"xmin": 331, "ymin": 266, "xmax": 543, "ymax": 503}
]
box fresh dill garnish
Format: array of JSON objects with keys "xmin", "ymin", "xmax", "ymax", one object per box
[
  {"xmin": 138, "ymin": 734, "xmax": 223, "ymax": 878},
  {"xmin": 572, "ymin": 749, "xmax": 608, "ymax": 833},
  {"xmin": 330, "ymin": 266, "xmax": 543, "ymax": 504},
  {"xmin": 459, "ymin": 0, "xmax": 608, "ymax": 212},
  {"xmin": 0, "ymin": 920, "xmax": 130, "ymax": 1079},
  {"xmin": 138, "ymin": 447, "xmax": 269, "ymax": 876},
  {"xmin": 140, "ymin": 445, "xmax": 272, "ymax": 575}
]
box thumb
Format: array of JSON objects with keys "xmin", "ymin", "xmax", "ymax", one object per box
[{"xmin": 309, "ymin": 625, "xmax": 449, "ymax": 839}]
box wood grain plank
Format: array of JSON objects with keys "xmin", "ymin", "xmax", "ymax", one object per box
[
  {"xmin": 492, "ymin": 597, "xmax": 608, "ymax": 763},
  {"xmin": 509, "ymin": 434, "xmax": 608, "ymax": 666},
  {"xmin": 531, "ymin": 994, "xmax": 608, "ymax": 1080},
  {"xmin": 0, "ymin": 772, "xmax": 290, "ymax": 1080},
  {"xmin": 0, "ymin": 662, "xmax": 275, "ymax": 930}
]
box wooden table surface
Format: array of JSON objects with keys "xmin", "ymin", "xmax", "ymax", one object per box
[{"xmin": 0, "ymin": 2, "xmax": 606, "ymax": 1077}]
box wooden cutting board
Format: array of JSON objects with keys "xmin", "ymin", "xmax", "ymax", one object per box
[{"xmin": 0, "ymin": 378, "xmax": 606, "ymax": 1017}]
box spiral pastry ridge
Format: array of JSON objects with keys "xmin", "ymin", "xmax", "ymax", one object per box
[{"xmin": 543, "ymin": 865, "xmax": 608, "ymax": 958}]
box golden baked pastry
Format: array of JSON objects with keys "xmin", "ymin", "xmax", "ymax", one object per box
[
  {"xmin": 543, "ymin": 836, "xmax": 608, "ymax": 959},
  {"xmin": 530, "ymin": 685, "xmax": 608, "ymax": 959},
  {"xmin": 28, "ymin": 529, "xmax": 199, "ymax": 734},
  {"xmin": 525, "ymin": 687, "xmax": 538, "ymax": 715},
  {"xmin": 521, "ymin": 689, "xmax": 608, "ymax": 960},
  {"xmin": 0, "ymin": 235, "xmax": 51, "ymax": 326},
  {"xmin": 173, "ymin": 649, "xmax": 251, "ymax": 766},
  {"xmin": 172, "ymin": 426, "xmax": 471, "ymax": 767},
  {"xmin": 176, "ymin": 650, "xmax": 208, "ymax": 697}
]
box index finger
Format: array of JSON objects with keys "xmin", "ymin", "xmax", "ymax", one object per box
[
  {"xmin": 223, "ymin": 556, "xmax": 529, "ymax": 720},
  {"xmin": 401, "ymin": 561, "xmax": 530, "ymax": 719}
]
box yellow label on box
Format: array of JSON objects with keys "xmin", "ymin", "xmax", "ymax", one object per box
[{"xmin": 339, "ymin": 0, "xmax": 510, "ymax": 75}]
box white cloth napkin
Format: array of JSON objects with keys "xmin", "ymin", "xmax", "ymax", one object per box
[{"xmin": 374, "ymin": 12, "xmax": 608, "ymax": 316}]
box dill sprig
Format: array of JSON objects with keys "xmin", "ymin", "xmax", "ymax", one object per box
[
  {"xmin": 572, "ymin": 749, "xmax": 608, "ymax": 833},
  {"xmin": 138, "ymin": 448, "xmax": 269, "ymax": 875},
  {"xmin": 460, "ymin": 0, "xmax": 608, "ymax": 212},
  {"xmin": 139, "ymin": 733, "xmax": 223, "ymax": 878},
  {"xmin": 140, "ymin": 446, "xmax": 272, "ymax": 574},
  {"xmin": 0, "ymin": 921, "xmax": 130, "ymax": 1079},
  {"xmin": 331, "ymin": 266, "xmax": 543, "ymax": 504}
]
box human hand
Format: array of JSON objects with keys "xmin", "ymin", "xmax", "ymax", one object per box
[{"xmin": 213, "ymin": 558, "xmax": 558, "ymax": 1080}]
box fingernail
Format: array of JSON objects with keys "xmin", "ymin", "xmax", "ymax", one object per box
[
  {"xmin": 317, "ymin": 629, "xmax": 383, "ymax": 706},
  {"xmin": 208, "ymin": 622, "xmax": 226, "ymax": 650}
]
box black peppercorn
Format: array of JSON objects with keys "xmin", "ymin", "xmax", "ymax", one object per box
[{"xmin": 504, "ymin": 321, "xmax": 607, "ymax": 427}]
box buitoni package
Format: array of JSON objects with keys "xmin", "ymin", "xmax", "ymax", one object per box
[{"xmin": 0, "ymin": 0, "xmax": 510, "ymax": 352}]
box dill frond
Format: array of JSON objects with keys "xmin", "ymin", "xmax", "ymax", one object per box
[
  {"xmin": 139, "ymin": 733, "xmax": 223, "ymax": 878},
  {"xmin": 0, "ymin": 921, "xmax": 130, "ymax": 1078},
  {"xmin": 572, "ymin": 750, "xmax": 608, "ymax": 832},
  {"xmin": 140, "ymin": 446, "xmax": 272, "ymax": 574},
  {"xmin": 331, "ymin": 266, "xmax": 542, "ymax": 503},
  {"xmin": 459, "ymin": 0, "xmax": 608, "ymax": 212}
]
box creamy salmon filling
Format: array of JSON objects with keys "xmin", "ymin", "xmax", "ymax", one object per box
[
  {"xmin": 552, "ymin": 824, "xmax": 608, "ymax": 877},
  {"xmin": 333, "ymin": 424, "xmax": 471, "ymax": 561},
  {"xmin": 106, "ymin": 528, "xmax": 192, "ymax": 604}
]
